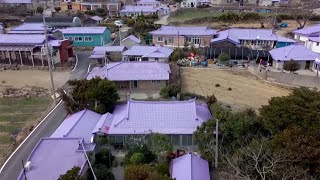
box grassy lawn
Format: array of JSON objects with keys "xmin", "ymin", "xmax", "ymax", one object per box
[
  {"xmin": 0, "ymin": 97, "xmax": 52, "ymax": 165},
  {"xmin": 170, "ymin": 9, "xmax": 222, "ymax": 22}
]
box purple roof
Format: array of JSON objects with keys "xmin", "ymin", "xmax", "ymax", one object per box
[
  {"xmin": 59, "ymin": 27, "xmax": 107, "ymax": 34},
  {"xmin": 50, "ymin": 109, "xmax": 112, "ymax": 143},
  {"xmin": 120, "ymin": 6, "xmax": 158, "ymax": 13},
  {"xmin": 89, "ymin": 46, "xmax": 126, "ymax": 59},
  {"xmin": 121, "ymin": 35, "xmax": 141, "ymax": 44},
  {"xmin": 86, "ymin": 61, "xmax": 170, "ymax": 81},
  {"xmin": 137, "ymin": 0, "xmax": 162, "ymax": 5},
  {"xmin": 149, "ymin": 26, "xmax": 216, "ymax": 36},
  {"xmin": 18, "ymin": 138, "xmax": 87, "ymax": 180},
  {"xmin": 9, "ymin": 23, "xmax": 46, "ymax": 34},
  {"xmin": 90, "ymin": 16, "xmax": 103, "ymax": 21},
  {"xmin": 107, "ymin": 99, "xmax": 212, "ymax": 135},
  {"xmin": 269, "ymin": 44, "xmax": 320, "ymax": 61},
  {"xmin": 308, "ymin": 36, "xmax": 320, "ymax": 43},
  {"xmin": 1, "ymin": 0, "xmax": 32, "ymax": 4},
  {"xmin": 293, "ymin": 24, "xmax": 320, "ymax": 36},
  {"xmin": 171, "ymin": 153, "xmax": 210, "ymax": 180},
  {"xmin": 277, "ymin": 36, "xmax": 296, "ymax": 43},
  {"xmin": 123, "ymin": 46, "xmax": 173, "ymax": 58},
  {"xmin": 0, "ymin": 34, "xmax": 54, "ymax": 46},
  {"xmin": 211, "ymin": 29, "xmax": 278, "ymax": 43}
]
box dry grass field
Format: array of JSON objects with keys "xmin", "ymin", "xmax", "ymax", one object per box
[{"xmin": 181, "ymin": 68, "xmax": 291, "ymax": 111}]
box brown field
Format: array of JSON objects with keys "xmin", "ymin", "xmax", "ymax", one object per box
[{"xmin": 181, "ymin": 68, "xmax": 291, "ymax": 111}]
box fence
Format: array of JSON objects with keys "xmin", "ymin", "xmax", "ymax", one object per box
[
  {"xmin": 205, "ymin": 47, "xmax": 271, "ymax": 61},
  {"xmin": 248, "ymin": 66, "xmax": 320, "ymax": 89}
]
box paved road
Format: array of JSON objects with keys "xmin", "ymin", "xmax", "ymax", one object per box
[
  {"xmin": 0, "ymin": 52, "xmax": 90, "ymax": 180},
  {"xmin": 112, "ymin": 30, "xmax": 128, "ymax": 46}
]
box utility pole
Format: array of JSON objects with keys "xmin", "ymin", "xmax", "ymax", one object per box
[
  {"xmin": 214, "ymin": 119, "xmax": 219, "ymax": 169},
  {"xmin": 80, "ymin": 139, "xmax": 97, "ymax": 180},
  {"xmin": 43, "ymin": 13, "xmax": 57, "ymax": 104}
]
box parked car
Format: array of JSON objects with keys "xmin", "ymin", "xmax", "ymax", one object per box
[{"xmin": 114, "ymin": 20, "xmax": 123, "ymax": 27}]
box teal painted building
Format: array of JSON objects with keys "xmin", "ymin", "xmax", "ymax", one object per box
[{"xmin": 60, "ymin": 27, "xmax": 111, "ymax": 47}]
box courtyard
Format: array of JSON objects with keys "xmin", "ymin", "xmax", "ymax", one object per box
[{"xmin": 180, "ymin": 67, "xmax": 291, "ymax": 111}]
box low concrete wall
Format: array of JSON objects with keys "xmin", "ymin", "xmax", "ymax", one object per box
[{"xmin": 248, "ymin": 66, "xmax": 320, "ymax": 89}]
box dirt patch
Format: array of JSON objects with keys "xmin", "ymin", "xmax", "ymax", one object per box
[
  {"xmin": 0, "ymin": 70, "xmax": 70, "ymax": 89},
  {"xmin": 180, "ymin": 68, "xmax": 291, "ymax": 111}
]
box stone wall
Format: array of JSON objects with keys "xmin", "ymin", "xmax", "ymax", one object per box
[
  {"xmin": 0, "ymin": 63, "xmax": 72, "ymax": 71},
  {"xmin": 0, "ymin": 86, "xmax": 51, "ymax": 98}
]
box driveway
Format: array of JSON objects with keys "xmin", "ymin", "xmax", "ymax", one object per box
[
  {"xmin": 155, "ymin": 14, "xmax": 170, "ymax": 25},
  {"xmin": 0, "ymin": 52, "xmax": 90, "ymax": 180},
  {"xmin": 112, "ymin": 29, "xmax": 128, "ymax": 46}
]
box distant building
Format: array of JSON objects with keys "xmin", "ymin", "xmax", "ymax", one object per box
[
  {"xmin": 89, "ymin": 46, "xmax": 127, "ymax": 63},
  {"xmin": 120, "ymin": 5, "xmax": 157, "ymax": 16},
  {"xmin": 149, "ymin": 26, "xmax": 216, "ymax": 48},
  {"xmin": 24, "ymin": 16, "xmax": 81, "ymax": 28},
  {"xmin": 0, "ymin": 34, "xmax": 73, "ymax": 66},
  {"xmin": 59, "ymin": 27, "xmax": 111, "ymax": 47},
  {"xmin": 211, "ymin": 28, "xmax": 295, "ymax": 50},
  {"xmin": 269, "ymin": 44, "xmax": 319, "ymax": 71},
  {"xmin": 121, "ymin": 35, "xmax": 141, "ymax": 49},
  {"xmin": 8, "ymin": 23, "xmax": 50, "ymax": 35},
  {"xmin": 181, "ymin": 0, "xmax": 210, "ymax": 8},
  {"xmin": 171, "ymin": 153, "xmax": 210, "ymax": 180},
  {"xmin": 306, "ymin": 36, "xmax": 320, "ymax": 53},
  {"xmin": 136, "ymin": 0, "xmax": 163, "ymax": 7},
  {"xmin": 86, "ymin": 61, "xmax": 170, "ymax": 91},
  {"xmin": 293, "ymin": 24, "xmax": 320, "ymax": 43},
  {"xmin": 122, "ymin": 46, "xmax": 173, "ymax": 62},
  {"xmin": 83, "ymin": 16, "xmax": 104, "ymax": 27}
]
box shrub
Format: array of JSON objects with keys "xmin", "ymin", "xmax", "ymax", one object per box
[
  {"xmin": 170, "ymin": 48, "xmax": 185, "ymax": 61},
  {"xmin": 160, "ymin": 85, "xmax": 181, "ymax": 99},
  {"xmin": 130, "ymin": 153, "xmax": 145, "ymax": 165},
  {"xmin": 127, "ymin": 18, "xmax": 135, "ymax": 27},
  {"xmin": 206, "ymin": 94, "xmax": 217, "ymax": 106},
  {"xmin": 218, "ymin": 52, "xmax": 231, "ymax": 63},
  {"xmin": 227, "ymin": 87, "xmax": 232, "ymax": 91},
  {"xmin": 54, "ymin": 7, "xmax": 61, "ymax": 12},
  {"xmin": 155, "ymin": 162, "xmax": 170, "ymax": 176},
  {"xmin": 124, "ymin": 145, "xmax": 156, "ymax": 166},
  {"xmin": 241, "ymin": 12, "xmax": 262, "ymax": 21},
  {"xmin": 180, "ymin": 92, "xmax": 206, "ymax": 101},
  {"xmin": 218, "ymin": 12, "xmax": 240, "ymax": 23},
  {"xmin": 85, "ymin": 10, "xmax": 96, "ymax": 16},
  {"xmin": 215, "ymin": 83, "xmax": 220, "ymax": 87},
  {"xmin": 283, "ymin": 60, "xmax": 300, "ymax": 73}
]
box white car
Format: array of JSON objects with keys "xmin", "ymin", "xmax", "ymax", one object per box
[{"xmin": 114, "ymin": 20, "xmax": 123, "ymax": 27}]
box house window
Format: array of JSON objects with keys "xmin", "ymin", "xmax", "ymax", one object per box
[
  {"xmin": 74, "ymin": 36, "xmax": 83, "ymax": 42},
  {"xmin": 182, "ymin": 135, "xmax": 193, "ymax": 146},
  {"xmin": 84, "ymin": 36, "xmax": 93, "ymax": 42},
  {"xmin": 317, "ymin": 42, "xmax": 320, "ymax": 46},
  {"xmin": 157, "ymin": 36, "xmax": 163, "ymax": 42},
  {"xmin": 170, "ymin": 135, "xmax": 180, "ymax": 146},
  {"xmin": 67, "ymin": 4, "xmax": 72, "ymax": 10},
  {"xmin": 192, "ymin": 37, "xmax": 202, "ymax": 45},
  {"xmin": 186, "ymin": 37, "xmax": 192, "ymax": 43},
  {"xmin": 65, "ymin": 36, "xmax": 73, "ymax": 41},
  {"xmin": 151, "ymin": 80, "xmax": 161, "ymax": 83},
  {"xmin": 168, "ymin": 37, "xmax": 173, "ymax": 44}
]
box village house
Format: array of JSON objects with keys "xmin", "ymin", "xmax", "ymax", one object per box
[
  {"xmin": 89, "ymin": 46, "xmax": 127, "ymax": 63},
  {"xmin": 86, "ymin": 61, "xmax": 170, "ymax": 92},
  {"xmin": 211, "ymin": 29, "xmax": 295, "ymax": 50},
  {"xmin": 120, "ymin": 5, "xmax": 156, "ymax": 16},
  {"xmin": 122, "ymin": 46, "xmax": 173, "ymax": 62},
  {"xmin": 8, "ymin": 23, "xmax": 51, "ymax": 35},
  {"xmin": 82, "ymin": 16, "xmax": 104, "ymax": 27},
  {"xmin": 180, "ymin": 0, "xmax": 210, "ymax": 8},
  {"xmin": 0, "ymin": 0, "xmax": 47, "ymax": 14},
  {"xmin": 50, "ymin": 109, "xmax": 112, "ymax": 144},
  {"xmin": 18, "ymin": 138, "xmax": 90, "ymax": 180},
  {"xmin": 24, "ymin": 16, "xmax": 81, "ymax": 28},
  {"xmin": 306, "ymin": 36, "xmax": 320, "ymax": 53},
  {"xmin": 59, "ymin": 27, "xmax": 111, "ymax": 47},
  {"xmin": 136, "ymin": 0, "xmax": 163, "ymax": 7},
  {"xmin": 293, "ymin": 24, "xmax": 320, "ymax": 43},
  {"xmin": 171, "ymin": 153, "xmax": 210, "ymax": 180},
  {"xmin": 106, "ymin": 99, "xmax": 212, "ymax": 149},
  {"xmin": 0, "ymin": 34, "xmax": 73, "ymax": 66},
  {"xmin": 149, "ymin": 26, "xmax": 216, "ymax": 48},
  {"xmin": 121, "ymin": 35, "xmax": 141, "ymax": 49},
  {"xmin": 269, "ymin": 44, "xmax": 319, "ymax": 71}
]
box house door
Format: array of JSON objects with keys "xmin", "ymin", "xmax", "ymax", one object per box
[
  {"xmin": 305, "ymin": 61, "xmax": 311, "ymax": 69},
  {"xmin": 131, "ymin": 81, "xmax": 138, "ymax": 88}
]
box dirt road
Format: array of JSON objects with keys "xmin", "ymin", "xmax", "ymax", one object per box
[{"xmin": 181, "ymin": 68, "xmax": 291, "ymax": 111}]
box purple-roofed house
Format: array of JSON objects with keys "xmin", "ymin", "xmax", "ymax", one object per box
[
  {"xmin": 293, "ymin": 24, "xmax": 320, "ymax": 43},
  {"xmin": 211, "ymin": 28, "xmax": 295, "ymax": 50},
  {"xmin": 50, "ymin": 109, "xmax": 113, "ymax": 143},
  {"xmin": 18, "ymin": 138, "xmax": 89, "ymax": 180},
  {"xmin": 180, "ymin": 0, "xmax": 210, "ymax": 8},
  {"xmin": 0, "ymin": 34, "xmax": 73, "ymax": 67},
  {"xmin": 269, "ymin": 44, "xmax": 320, "ymax": 71},
  {"xmin": 171, "ymin": 153, "xmax": 210, "ymax": 180},
  {"xmin": 89, "ymin": 46, "xmax": 127, "ymax": 63},
  {"xmin": 106, "ymin": 99, "xmax": 212, "ymax": 148},
  {"xmin": 121, "ymin": 35, "xmax": 141, "ymax": 49},
  {"xmin": 86, "ymin": 61, "xmax": 170, "ymax": 92},
  {"xmin": 83, "ymin": 16, "xmax": 104, "ymax": 27},
  {"xmin": 149, "ymin": 26, "xmax": 216, "ymax": 48},
  {"xmin": 120, "ymin": 5, "xmax": 158, "ymax": 16},
  {"xmin": 122, "ymin": 46, "xmax": 173, "ymax": 62},
  {"xmin": 306, "ymin": 36, "xmax": 320, "ymax": 54},
  {"xmin": 136, "ymin": 0, "xmax": 163, "ymax": 7}
]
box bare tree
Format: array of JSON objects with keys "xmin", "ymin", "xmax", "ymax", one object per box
[{"xmin": 286, "ymin": 0, "xmax": 316, "ymax": 29}]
